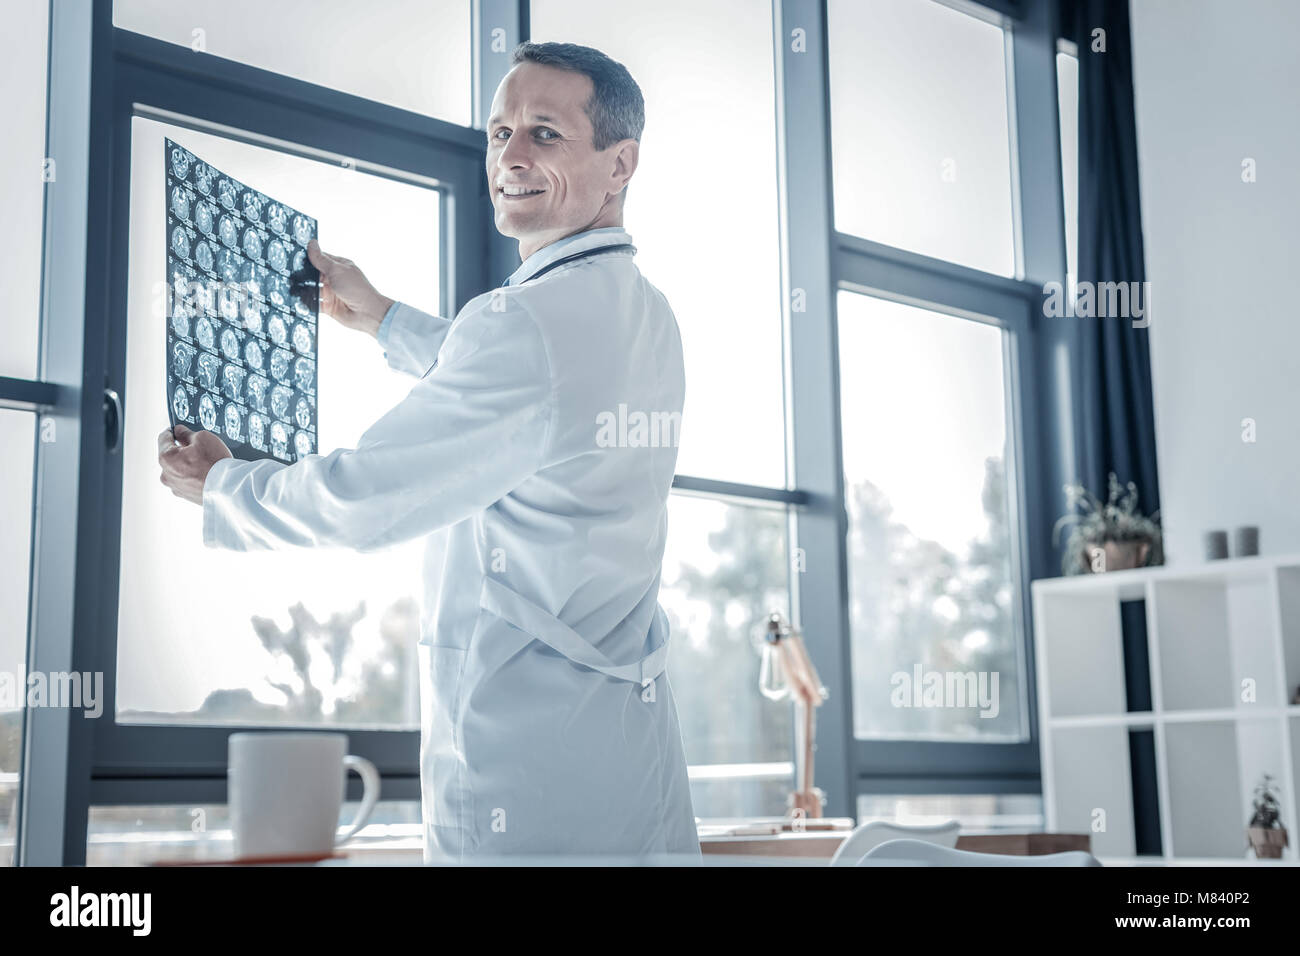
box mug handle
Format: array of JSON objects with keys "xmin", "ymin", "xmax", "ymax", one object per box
[{"xmin": 336, "ymin": 754, "xmax": 381, "ymax": 846}]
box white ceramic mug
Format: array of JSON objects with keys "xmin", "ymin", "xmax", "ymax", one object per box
[{"xmin": 228, "ymin": 732, "xmax": 380, "ymax": 859}]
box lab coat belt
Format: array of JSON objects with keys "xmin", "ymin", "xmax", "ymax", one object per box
[{"xmin": 479, "ymin": 576, "xmax": 669, "ymax": 685}]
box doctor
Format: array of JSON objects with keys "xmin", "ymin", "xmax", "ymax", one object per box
[{"xmin": 158, "ymin": 41, "xmax": 699, "ymax": 861}]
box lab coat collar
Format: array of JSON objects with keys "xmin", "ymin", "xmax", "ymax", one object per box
[{"xmin": 505, "ymin": 226, "xmax": 633, "ymax": 286}]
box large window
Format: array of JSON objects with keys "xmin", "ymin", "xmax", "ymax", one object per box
[
  {"xmin": 837, "ymin": 291, "xmax": 1024, "ymax": 741},
  {"xmin": 530, "ymin": 0, "xmax": 786, "ymax": 488},
  {"xmin": 828, "ymin": 0, "xmax": 1017, "ymax": 277},
  {"xmin": 823, "ymin": 0, "xmax": 1052, "ymax": 804},
  {"xmin": 0, "ymin": 412, "xmax": 36, "ymax": 867},
  {"xmin": 660, "ymin": 496, "xmax": 793, "ymax": 816},
  {"xmin": 530, "ymin": 0, "xmax": 794, "ymax": 816},
  {"xmin": 0, "ymin": 0, "xmax": 48, "ymax": 379},
  {"xmin": 113, "ymin": 0, "xmax": 472, "ymax": 126},
  {"xmin": 117, "ymin": 116, "xmax": 438, "ymax": 729}
]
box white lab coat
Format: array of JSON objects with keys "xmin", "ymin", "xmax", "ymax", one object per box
[{"xmin": 202, "ymin": 227, "xmax": 700, "ymax": 861}]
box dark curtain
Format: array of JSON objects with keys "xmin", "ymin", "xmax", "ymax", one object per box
[
  {"xmin": 1061, "ymin": 0, "xmax": 1164, "ymax": 856},
  {"xmin": 1061, "ymin": 0, "xmax": 1162, "ymax": 536}
]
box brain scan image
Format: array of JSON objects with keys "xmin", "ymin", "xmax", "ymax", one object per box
[
  {"xmin": 224, "ymin": 403, "xmax": 244, "ymax": 441},
  {"xmin": 172, "ymin": 341, "xmax": 195, "ymax": 380},
  {"xmin": 165, "ymin": 139, "xmax": 318, "ymax": 463},
  {"xmin": 217, "ymin": 248, "xmax": 240, "ymax": 283},
  {"xmin": 195, "ymin": 201, "xmax": 215, "ymax": 236},
  {"xmin": 221, "ymin": 327, "xmax": 241, "ymax": 360},
  {"xmin": 270, "ymin": 347, "xmax": 292, "ymax": 383},
  {"xmin": 170, "ymin": 306, "xmax": 190, "ymax": 339},
  {"xmin": 292, "ymin": 322, "xmax": 312, "ymax": 354},
  {"xmin": 222, "ymin": 364, "xmax": 247, "ymax": 402},
  {"xmin": 248, "ymin": 412, "xmax": 267, "ymax": 450},
  {"xmin": 199, "ymin": 393, "xmax": 218, "ymax": 431},
  {"xmin": 195, "ymin": 316, "xmax": 215, "ymax": 351},
  {"xmin": 219, "ymin": 215, "xmax": 239, "ymax": 249},
  {"xmin": 246, "ymin": 374, "xmax": 270, "ymax": 413},
  {"xmin": 269, "ymin": 421, "xmax": 289, "ymax": 459},
  {"xmin": 270, "ymin": 384, "xmax": 292, "ymax": 421},
  {"xmin": 267, "ymin": 315, "xmax": 288, "ymax": 348},
  {"xmin": 242, "ymin": 227, "xmax": 263, "ymax": 260},
  {"xmin": 170, "ymin": 185, "xmax": 190, "ymax": 220},
  {"xmin": 197, "ymin": 352, "xmax": 220, "ymax": 391},
  {"xmin": 218, "ymin": 178, "xmax": 238, "ymax": 210},
  {"xmin": 193, "ymin": 162, "xmax": 215, "ymax": 195},
  {"xmin": 293, "ymin": 357, "xmax": 315, "ymax": 394},
  {"xmin": 267, "ymin": 238, "xmax": 288, "ymax": 274},
  {"xmin": 195, "ymin": 239, "xmax": 215, "ymax": 273},
  {"xmin": 266, "ymin": 203, "xmax": 287, "ymax": 235},
  {"xmin": 218, "ymin": 287, "xmax": 240, "ymax": 323},
  {"xmin": 169, "ymin": 146, "xmax": 190, "ymax": 179}
]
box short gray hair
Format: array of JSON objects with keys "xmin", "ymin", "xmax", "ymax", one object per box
[{"xmin": 510, "ymin": 41, "xmax": 645, "ymax": 151}]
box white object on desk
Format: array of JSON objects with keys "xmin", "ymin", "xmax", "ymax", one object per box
[
  {"xmin": 228, "ymin": 732, "xmax": 379, "ymax": 859},
  {"xmin": 828, "ymin": 819, "xmax": 960, "ymax": 867},
  {"xmin": 859, "ymin": 838, "xmax": 1100, "ymax": 867}
]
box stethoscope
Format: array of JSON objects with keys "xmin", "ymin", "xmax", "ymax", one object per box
[{"xmin": 506, "ymin": 242, "xmax": 636, "ymax": 286}]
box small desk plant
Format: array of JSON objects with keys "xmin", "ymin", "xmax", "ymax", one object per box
[
  {"xmin": 1247, "ymin": 774, "xmax": 1288, "ymax": 860},
  {"xmin": 1053, "ymin": 472, "xmax": 1163, "ymax": 574}
]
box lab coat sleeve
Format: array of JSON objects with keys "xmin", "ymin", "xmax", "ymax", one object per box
[
  {"xmin": 377, "ymin": 301, "xmax": 455, "ymax": 377},
  {"xmin": 201, "ymin": 298, "xmax": 554, "ymax": 553}
]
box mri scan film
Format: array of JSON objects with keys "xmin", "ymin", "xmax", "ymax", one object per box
[{"xmin": 164, "ymin": 138, "xmax": 321, "ymax": 464}]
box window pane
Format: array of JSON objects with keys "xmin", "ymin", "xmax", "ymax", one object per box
[
  {"xmin": 1057, "ymin": 50, "xmax": 1079, "ymax": 286},
  {"xmin": 828, "ymin": 0, "xmax": 1016, "ymax": 276},
  {"xmin": 837, "ymin": 291, "xmax": 1023, "ymax": 741},
  {"xmin": 113, "ymin": 0, "xmax": 471, "ymax": 126},
  {"xmin": 660, "ymin": 494, "xmax": 792, "ymax": 817},
  {"xmin": 0, "ymin": 0, "xmax": 49, "ymax": 379},
  {"xmin": 0, "ymin": 410, "xmax": 37, "ymax": 866},
  {"xmin": 117, "ymin": 116, "xmax": 438, "ymax": 728},
  {"xmin": 529, "ymin": 0, "xmax": 786, "ymax": 487},
  {"xmin": 87, "ymin": 800, "xmax": 420, "ymax": 865}
]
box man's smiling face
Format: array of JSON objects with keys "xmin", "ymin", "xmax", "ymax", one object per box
[{"xmin": 486, "ymin": 61, "xmax": 637, "ymax": 260}]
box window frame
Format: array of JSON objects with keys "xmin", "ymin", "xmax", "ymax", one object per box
[
  {"xmin": 773, "ymin": 0, "xmax": 1075, "ymax": 812},
  {"xmin": 91, "ymin": 25, "xmax": 489, "ymax": 793}
]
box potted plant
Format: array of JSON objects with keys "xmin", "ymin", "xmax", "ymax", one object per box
[
  {"xmin": 1247, "ymin": 774, "xmax": 1289, "ymax": 860},
  {"xmin": 1053, "ymin": 473, "xmax": 1163, "ymax": 575}
]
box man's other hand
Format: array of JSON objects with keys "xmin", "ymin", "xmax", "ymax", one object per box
[
  {"xmin": 307, "ymin": 239, "xmax": 395, "ymax": 338},
  {"xmin": 158, "ymin": 424, "xmax": 233, "ymax": 506}
]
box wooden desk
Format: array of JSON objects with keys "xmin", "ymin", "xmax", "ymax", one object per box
[
  {"xmin": 699, "ymin": 830, "xmax": 849, "ymax": 859},
  {"xmin": 698, "ymin": 828, "xmax": 1093, "ymax": 860}
]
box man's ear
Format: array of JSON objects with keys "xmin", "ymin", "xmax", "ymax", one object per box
[{"xmin": 609, "ymin": 138, "xmax": 639, "ymax": 198}]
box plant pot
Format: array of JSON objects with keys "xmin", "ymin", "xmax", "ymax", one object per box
[
  {"xmin": 1247, "ymin": 826, "xmax": 1288, "ymax": 859},
  {"xmin": 1081, "ymin": 540, "xmax": 1150, "ymax": 573}
]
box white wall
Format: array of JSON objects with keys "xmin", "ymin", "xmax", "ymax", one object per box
[{"xmin": 1129, "ymin": 0, "xmax": 1300, "ymax": 564}]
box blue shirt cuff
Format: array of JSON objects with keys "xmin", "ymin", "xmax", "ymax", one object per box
[{"xmin": 377, "ymin": 301, "xmax": 401, "ymax": 350}]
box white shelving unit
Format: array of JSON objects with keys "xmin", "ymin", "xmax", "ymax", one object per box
[{"xmin": 1032, "ymin": 553, "xmax": 1300, "ymax": 861}]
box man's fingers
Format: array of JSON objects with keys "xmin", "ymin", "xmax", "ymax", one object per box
[
  {"xmin": 307, "ymin": 239, "xmax": 335, "ymax": 273},
  {"xmin": 173, "ymin": 423, "xmax": 194, "ymax": 444},
  {"xmin": 157, "ymin": 427, "xmax": 177, "ymax": 458}
]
